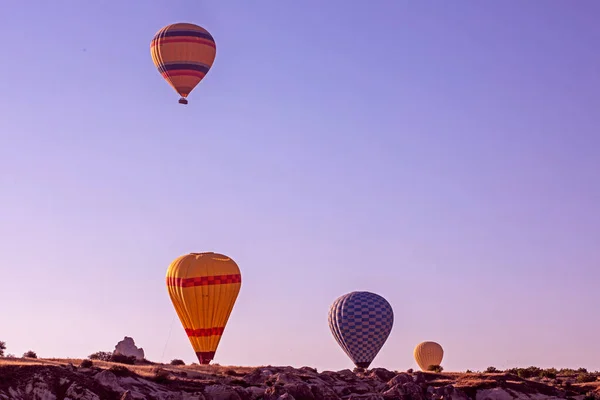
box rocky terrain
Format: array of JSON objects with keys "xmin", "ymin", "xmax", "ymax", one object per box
[{"xmin": 1, "ymin": 358, "xmax": 600, "ymax": 400}]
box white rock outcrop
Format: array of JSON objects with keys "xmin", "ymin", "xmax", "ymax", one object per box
[{"xmin": 113, "ymin": 336, "xmax": 145, "ymax": 361}]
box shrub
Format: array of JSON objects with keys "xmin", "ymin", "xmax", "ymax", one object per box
[
  {"xmin": 110, "ymin": 353, "xmax": 137, "ymax": 365},
  {"xmin": 170, "ymin": 359, "xmax": 185, "ymax": 366},
  {"xmin": 577, "ymin": 373, "xmax": 597, "ymax": 383},
  {"xmin": 0, "ymin": 341, "xmax": 5, "ymax": 357},
  {"xmin": 485, "ymin": 366, "xmax": 498, "ymax": 373},
  {"xmin": 508, "ymin": 366, "xmax": 542, "ymax": 379},
  {"xmin": 541, "ymin": 368, "xmax": 557, "ymax": 379},
  {"xmin": 23, "ymin": 350, "xmax": 37, "ymax": 358},
  {"xmin": 88, "ymin": 351, "xmax": 112, "ymax": 361},
  {"xmin": 465, "ymin": 369, "xmax": 473, "ymax": 373},
  {"xmin": 427, "ymin": 365, "xmax": 443, "ymax": 373},
  {"xmin": 578, "ymin": 367, "xmax": 589, "ymax": 373},
  {"xmin": 406, "ymin": 368, "xmax": 413, "ymax": 374},
  {"xmin": 559, "ymin": 368, "xmax": 577, "ymax": 376},
  {"xmin": 80, "ymin": 359, "xmax": 93, "ymax": 368}
]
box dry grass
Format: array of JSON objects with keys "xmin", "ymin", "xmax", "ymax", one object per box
[{"xmin": 0, "ymin": 357, "xmax": 255, "ymax": 379}]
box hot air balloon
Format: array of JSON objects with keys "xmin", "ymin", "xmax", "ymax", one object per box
[
  {"xmin": 413, "ymin": 341, "xmax": 444, "ymax": 371},
  {"xmin": 150, "ymin": 22, "xmax": 217, "ymax": 104},
  {"xmin": 328, "ymin": 291, "xmax": 394, "ymax": 369},
  {"xmin": 166, "ymin": 252, "xmax": 241, "ymax": 364}
]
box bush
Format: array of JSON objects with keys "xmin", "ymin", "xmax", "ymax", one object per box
[
  {"xmin": 577, "ymin": 373, "xmax": 597, "ymax": 383},
  {"xmin": 507, "ymin": 366, "xmax": 542, "ymax": 379},
  {"xmin": 485, "ymin": 366, "xmax": 499, "ymax": 373},
  {"xmin": 80, "ymin": 359, "xmax": 93, "ymax": 368},
  {"xmin": 427, "ymin": 365, "xmax": 443, "ymax": 373},
  {"xmin": 559, "ymin": 368, "xmax": 577, "ymax": 376},
  {"xmin": 0, "ymin": 341, "xmax": 5, "ymax": 357},
  {"xmin": 406, "ymin": 368, "xmax": 413, "ymax": 374},
  {"xmin": 88, "ymin": 351, "xmax": 112, "ymax": 361},
  {"xmin": 170, "ymin": 359, "xmax": 185, "ymax": 366},
  {"xmin": 465, "ymin": 369, "xmax": 473, "ymax": 373},
  {"xmin": 110, "ymin": 353, "xmax": 137, "ymax": 365},
  {"xmin": 23, "ymin": 350, "xmax": 37, "ymax": 358},
  {"xmin": 541, "ymin": 368, "xmax": 557, "ymax": 379}
]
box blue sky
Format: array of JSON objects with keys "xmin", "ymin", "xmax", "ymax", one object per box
[{"xmin": 1, "ymin": 0, "xmax": 600, "ymax": 372}]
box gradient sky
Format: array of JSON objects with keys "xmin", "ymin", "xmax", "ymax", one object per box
[{"xmin": 2, "ymin": 0, "xmax": 600, "ymax": 373}]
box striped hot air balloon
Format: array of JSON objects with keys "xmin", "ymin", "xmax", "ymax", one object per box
[
  {"xmin": 328, "ymin": 291, "xmax": 394, "ymax": 369},
  {"xmin": 150, "ymin": 22, "xmax": 217, "ymax": 104},
  {"xmin": 166, "ymin": 252, "xmax": 242, "ymax": 364},
  {"xmin": 414, "ymin": 341, "xmax": 444, "ymax": 371}
]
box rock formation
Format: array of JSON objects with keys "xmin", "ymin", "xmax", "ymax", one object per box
[
  {"xmin": 113, "ymin": 336, "xmax": 145, "ymax": 361},
  {"xmin": 0, "ymin": 359, "xmax": 599, "ymax": 400}
]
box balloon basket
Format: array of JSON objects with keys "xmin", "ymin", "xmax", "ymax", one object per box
[{"xmin": 178, "ymin": 98, "xmax": 188, "ymax": 105}]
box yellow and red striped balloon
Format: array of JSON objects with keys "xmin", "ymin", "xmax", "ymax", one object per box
[
  {"xmin": 166, "ymin": 252, "xmax": 242, "ymax": 364},
  {"xmin": 150, "ymin": 22, "xmax": 216, "ymax": 104}
]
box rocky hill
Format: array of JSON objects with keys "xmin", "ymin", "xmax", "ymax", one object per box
[{"xmin": 1, "ymin": 358, "xmax": 599, "ymax": 400}]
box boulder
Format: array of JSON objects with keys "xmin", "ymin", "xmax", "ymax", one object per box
[{"xmin": 113, "ymin": 336, "xmax": 145, "ymax": 361}]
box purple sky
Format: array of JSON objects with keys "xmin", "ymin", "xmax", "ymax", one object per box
[{"xmin": 1, "ymin": 1, "xmax": 600, "ymax": 372}]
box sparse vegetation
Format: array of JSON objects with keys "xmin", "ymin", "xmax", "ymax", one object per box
[
  {"xmin": 541, "ymin": 368, "xmax": 557, "ymax": 379},
  {"xmin": 465, "ymin": 369, "xmax": 472, "ymax": 373},
  {"xmin": 577, "ymin": 373, "xmax": 597, "ymax": 383},
  {"xmin": 559, "ymin": 368, "xmax": 577, "ymax": 376},
  {"xmin": 110, "ymin": 353, "xmax": 137, "ymax": 365},
  {"xmin": 170, "ymin": 359, "xmax": 185, "ymax": 366},
  {"xmin": 88, "ymin": 351, "xmax": 136, "ymax": 365},
  {"xmin": 80, "ymin": 359, "xmax": 93, "ymax": 368},
  {"xmin": 485, "ymin": 366, "xmax": 498, "ymax": 373},
  {"xmin": 88, "ymin": 351, "xmax": 112, "ymax": 361},
  {"xmin": 23, "ymin": 350, "xmax": 37, "ymax": 358},
  {"xmin": 427, "ymin": 364, "xmax": 443, "ymax": 373},
  {"xmin": 0, "ymin": 341, "xmax": 5, "ymax": 357}
]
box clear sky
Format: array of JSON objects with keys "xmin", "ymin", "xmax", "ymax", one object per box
[{"xmin": 1, "ymin": 0, "xmax": 600, "ymax": 373}]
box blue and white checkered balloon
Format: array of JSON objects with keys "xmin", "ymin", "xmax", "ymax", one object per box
[{"xmin": 328, "ymin": 291, "xmax": 394, "ymax": 369}]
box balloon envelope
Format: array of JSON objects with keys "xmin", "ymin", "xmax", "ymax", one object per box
[
  {"xmin": 150, "ymin": 22, "xmax": 216, "ymax": 104},
  {"xmin": 414, "ymin": 341, "xmax": 444, "ymax": 371},
  {"xmin": 166, "ymin": 252, "xmax": 241, "ymax": 364},
  {"xmin": 328, "ymin": 291, "xmax": 394, "ymax": 368}
]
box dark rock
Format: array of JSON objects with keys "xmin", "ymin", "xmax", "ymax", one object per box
[
  {"xmin": 204, "ymin": 384, "xmax": 243, "ymax": 400},
  {"xmin": 369, "ymin": 369, "xmax": 396, "ymax": 383},
  {"xmin": 387, "ymin": 374, "xmax": 411, "ymax": 388},
  {"xmin": 284, "ymin": 382, "xmax": 315, "ymax": 400},
  {"xmin": 401, "ymin": 383, "xmax": 424, "ymax": 400},
  {"xmin": 310, "ymin": 383, "xmax": 341, "ymax": 400}
]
